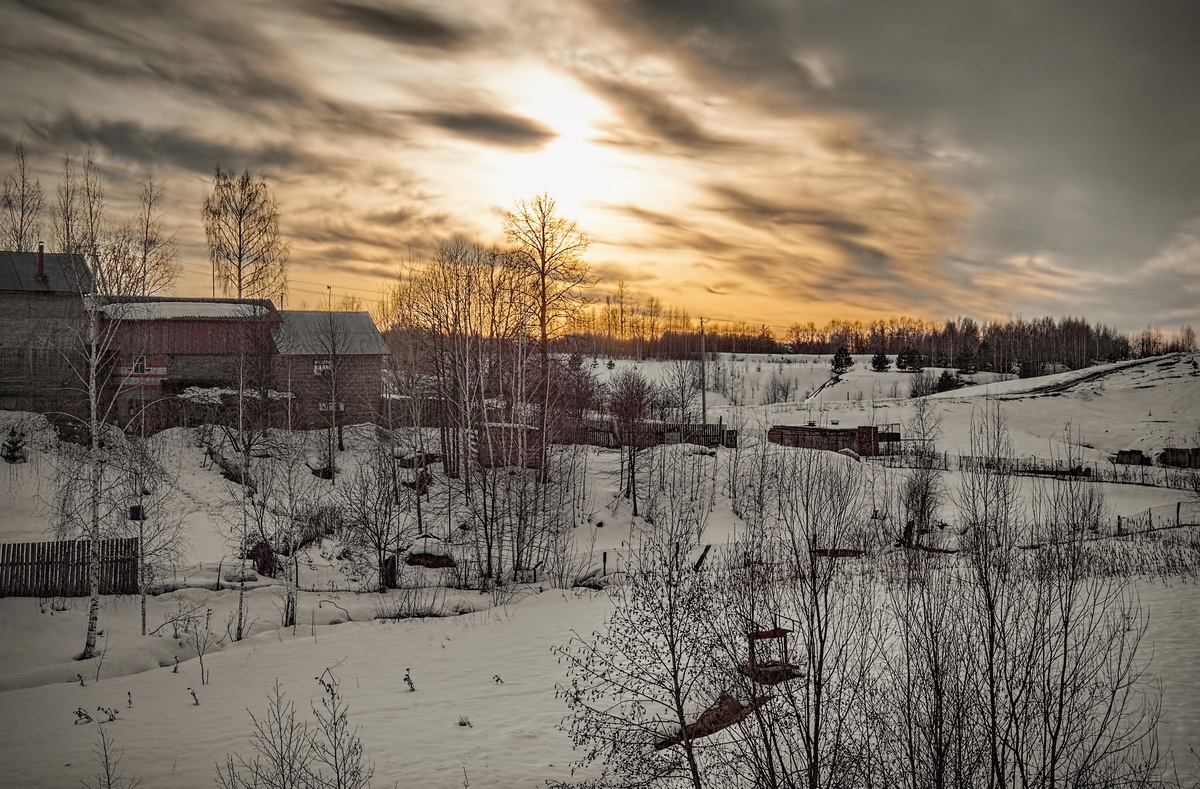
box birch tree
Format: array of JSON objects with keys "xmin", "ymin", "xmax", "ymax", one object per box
[
  {"xmin": 203, "ymin": 168, "xmax": 289, "ymax": 299},
  {"xmin": 1, "ymin": 141, "xmax": 44, "ymax": 251}
]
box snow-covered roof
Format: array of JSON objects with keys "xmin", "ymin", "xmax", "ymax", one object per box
[
  {"xmin": 273, "ymin": 311, "xmax": 389, "ymax": 356},
  {"xmin": 100, "ymin": 301, "xmax": 271, "ymax": 320}
]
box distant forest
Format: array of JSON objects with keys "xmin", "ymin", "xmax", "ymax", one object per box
[{"xmin": 559, "ymin": 288, "xmax": 1196, "ymax": 377}]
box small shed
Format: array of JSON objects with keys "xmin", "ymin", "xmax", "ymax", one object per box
[{"xmin": 1114, "ymin": 449, "xmax": 1152, "ymax": 466}]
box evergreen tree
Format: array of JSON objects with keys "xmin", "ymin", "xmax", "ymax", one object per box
[
  {"xmin": 897, "ymin": 346, "xmax": 925, "ymax": 372},
  {"xmin": 830, "ymin": 346, "xmax": 853, "ymax": 376},
  {"xmin": 870, "ymin": 351, "xmax": 890, "ymax": 372},
  {"xmin": 936, "ymin": 370, "xmax": 961, "ymax": 393},
  {"xmin": 955, "ymin": 347, "xmax": 977, "ymax": 374}
]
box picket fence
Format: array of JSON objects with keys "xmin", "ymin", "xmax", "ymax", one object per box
[{"xmin": 0, "ymin": 538, "xmax": 139, "ymax": 597}]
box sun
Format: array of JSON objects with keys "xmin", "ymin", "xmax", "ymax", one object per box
[{"xmin": 478, "ymin": 67, "xmax": 640, "ymax": 221}]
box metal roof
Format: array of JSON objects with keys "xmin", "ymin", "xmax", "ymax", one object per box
[
  {"xmin": 273, "ymin": 310, "xmax": 389, "ymax": 356},
  {"xmin": 0, "ymin": 250, "xmax": 92, "ymax": 293}
]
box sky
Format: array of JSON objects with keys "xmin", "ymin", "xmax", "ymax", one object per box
[{"xmin": 1, "ymin": 0, "xmax": 1198, "ymax": 332}]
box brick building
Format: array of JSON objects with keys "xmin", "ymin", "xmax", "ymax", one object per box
[
  {"xmin": 272, "ymin": 311, "xmax": 389, "ymax": 429},
  {"xmin": 0, "ymin": 245, "xmax": 93, "ymax": 414}
]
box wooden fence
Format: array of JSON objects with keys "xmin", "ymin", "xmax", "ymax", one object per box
[
  {"xmin": 870, "ymin": 452, "xmax": 1197, "ymax": 492},
  {"xmin": 0, "ymin": 538, "xmax": 138, "ymax": 597}
]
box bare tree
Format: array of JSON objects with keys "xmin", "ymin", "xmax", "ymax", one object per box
[
  {"xmin": 957, "ymin": 406, "xmax": 1164, "ymax": 787},
  {"xmin": 115, "ymin": 436, "xmax": 186, "ymax": 636},
  {"xmin": 505, "ymin": 193, "xmax": 591, "ymax": 456},
  {"xmin": 340, "ymin": 442, "xmax": 410, "ymax": 593},
  {"xmin": 608, "ymin": 368, "xmax": 658, "ymax": 517},
  {"xmin": 504, "ymin": 193, "xmax": 592, "ymax": 362},
  {"xmin": 80, "ymin": 152, "xmax": 106, "ymax": 262},
  {"xmin": 52, "ymin": 154, "xmax": 82, "ymax": 254},
  {"xmin": 662, "ymin": 358, "xmax": 700, "ymax": 422},
  {"xmin": 203, "ymin": 168, "xmax": 289, "ymax": 299},
  {"xmin": 555, "ymin": 508, "xmax": 718, "ymax": 789},
  {"xmin": 901, "ymin": 397, "xmax": 945, "ymax": 548},
  {"xmin": 103, "ymin": 173, "xmax": 179, "ymax": 297},
  {"xmin": 80, "ymin": 726, "xmax": 141, "ymax": 789},
  {"xmin": 1, "ymin": 141, "xmax": 45, "ymax": 251}
]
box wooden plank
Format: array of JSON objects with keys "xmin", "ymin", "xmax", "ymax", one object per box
[
  {"xmin": 17, "ymin": 542, "xmax": 27, "ymax": 596},
  {"xmin": 71, "ymin": 540, "xmax": 83, "ymax": 597},
  {"xmin": 0, "ymin": 542, "xmax": 10, "ymax": 596}
]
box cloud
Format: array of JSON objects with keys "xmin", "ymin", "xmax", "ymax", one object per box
[
  {"xmin": 307, "ymin": 1, "xmax": 474, "ymax": 50},
  {"xmin": 415, "ymin": 111, "xmax": 556, "ymax": 149},
  {"xmin": 582, "ymin": 75, "xmax": 741, "ymax": 152},
  {"xmin": 25, "ymin": 113, "xmax": 306, "ymax": 174},
  {"xmin": 706, "ymin": 186, "xmax": 870, "ymax": 238}
]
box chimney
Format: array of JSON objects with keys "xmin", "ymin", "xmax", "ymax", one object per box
[{"xmin": 36, "ymin": 241, "xmax": 47, "ymax": 283}]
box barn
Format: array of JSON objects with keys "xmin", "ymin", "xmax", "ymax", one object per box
[
  {"xmin": 272, "ymin": 311, "xmax": 390, "ymax": 430},
  {"xmin": 98, "ymin": 297, "xmax": 280, "ymax": 431},
  {"xmin": 0, "ymin": 245, "xmax": 93, "ymax": 415},
  {"xmin": 767, "ymin": 423, "xmax": 901, "ymax": 456}
]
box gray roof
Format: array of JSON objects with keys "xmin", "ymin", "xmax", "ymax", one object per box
[
  {"xmin": 0, "ymin": 250, "xmax": 93, "ymax": 293},
  {"xmin": 273, "ymin": 311, "xmax": 389, "ymax": 356}
]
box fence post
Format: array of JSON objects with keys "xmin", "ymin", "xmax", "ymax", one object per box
[
  {"xmin": 1117, "ymin": 515, "xmax": 1123, "ymax": 536},
  {"xmin": 1178, "ymin": 501, "xmax": 1182, "ymax": 526},
  {"xmin": 603, "ymin": 551, "xmax": 608, "ymax": 576}
]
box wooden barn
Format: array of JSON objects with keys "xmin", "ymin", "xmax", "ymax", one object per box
[
  {"xmin": 0, "ymin": 245, "xmax": 93, "ymax": 415},
  {"xmin": 1159, "ymin": 447, "xmax": 1200, "ymax": 469},
  {"xmin": 99, "ymin": 297, "xmax": 280, "ymax": 431},
  {"xmin": 767, "ymin": 423, "xmax": 901, "ymax": 457}
]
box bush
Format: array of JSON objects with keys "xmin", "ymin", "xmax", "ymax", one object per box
[{"xmin": 909, "ymin": 370, "xmax": 937, "ymax": 398}]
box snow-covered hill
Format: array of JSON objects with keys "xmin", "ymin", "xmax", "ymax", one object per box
[{"xmin": 0, "ymin": 352, "xmax": 1198, "ymax": 787}]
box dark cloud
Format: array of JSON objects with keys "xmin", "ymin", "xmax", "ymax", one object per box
[
  {"xmin": 307, "ymin": 1, "xmax": 473, "ymax": 50},
  {"xmin": 588, "ymin": 0, "xmax": 1200, "ymax": 326},
  {"xmin": 707, "ymin": 186, "xmax": 870, "ymax": 238},
  {"xmin": 583, "ymin": 76, "xmax": 741, "ymax": 152},
  {"xmin": 415, "ymin": 111, "xmax": 555, "ymax": 149},
  {"xmin": 1, "ymin": 0, "xmax": 401, "ymax": 141},
  {"xmin": 607, "ymin": 203, "xmax": 734, "ymax": 254},
  {"xmin": 583, "ymin": 0, "xmax": 812, "ymax": 95},
  {"xmin": 25, "ymin": 113, "xmax": 304, "ymax": 174}
]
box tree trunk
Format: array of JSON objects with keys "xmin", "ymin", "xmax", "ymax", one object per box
[{"xmin": 81, "ymin": 300, "xmax": 101, "ymax": 661}]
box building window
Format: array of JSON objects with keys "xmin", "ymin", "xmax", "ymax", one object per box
[
  {"xmin": 132, "ymin": 356, "xmax": 147, "ymax": 375},
  {"xmin": 313, "ymin": 358, "xmax": 332, "ymax": 376}
]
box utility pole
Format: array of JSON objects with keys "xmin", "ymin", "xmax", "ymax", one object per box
[{"xmin": 699, "ymin": 317, "xmax": 707, "ymax": 425}]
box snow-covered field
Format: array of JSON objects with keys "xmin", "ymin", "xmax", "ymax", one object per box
[{"xmin": 1, "ymin": 352, "xmax": 1198, "ymax": 787}]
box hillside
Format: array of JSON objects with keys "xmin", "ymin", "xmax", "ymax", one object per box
[{"xmin": 0, "ymin": 353, "xmax": 1198, "ymax": 788}]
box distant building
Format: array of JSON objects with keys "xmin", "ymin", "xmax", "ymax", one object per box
[
  {"xmin": 1114, "ymin": 449, "xmax": 1152, "ymax": 466},
  {"xmin": 1159, "ymin": 447, "xmax": 1200, "ymax": 469},
  {"xmin": 0, "ymin": 245, "xmax": 93, "ymax": 413},
  {"xmin": 100, "ymin": 297, "xmax": 280, "ymax": 430},
  {"xmin": 0, "ymin": 265, "xmax": 392, "ymax": 436},
  {"xmin": 272, "ymin": 311, "xmax": 390, "ymax": 429},
  {"xmin": 767, "ymin": 423, "xmax": 901, "ymax": 456}
]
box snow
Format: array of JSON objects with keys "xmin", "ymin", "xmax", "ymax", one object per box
[
  {"xmin": 1, "ymin": 351, "xmax": 1199, "ymax": 786},
  {"xmin": 100, "ymin": 302, "xmax": 269, "ymax": 321}
]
